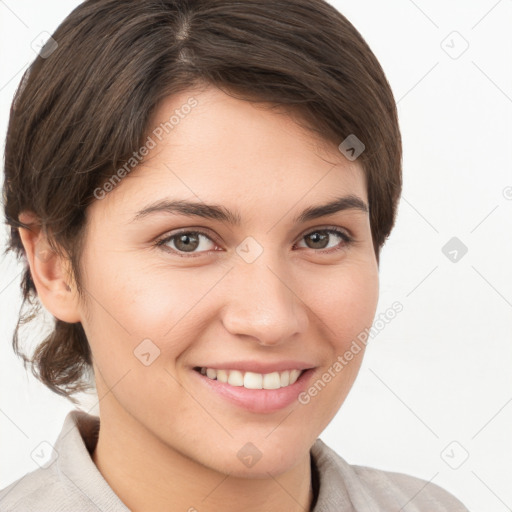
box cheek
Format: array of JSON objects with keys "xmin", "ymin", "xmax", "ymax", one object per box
[
  {"xmin": 80, "ymin": 256, "xmax": 228, "ymax": 389},
  {"xmin": 295, "ymin": 262, "xmax": 378, "ymax": 427},
  {"xmin": 301, "ymin": 258, "xmax": 379, "ymax": 348},
  {"xmin": 83, "ymin": 252, "xmax": 211, "ymax": 336}
]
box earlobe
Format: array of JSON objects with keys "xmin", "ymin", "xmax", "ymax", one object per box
[{"xmin": 18, "ymin": 211, "xmax": 81, "ymax": 324}]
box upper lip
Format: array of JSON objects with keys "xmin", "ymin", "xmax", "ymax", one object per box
[{"xmin": 193, "ymin": 360, "xmax": 316, "ymax": 374}]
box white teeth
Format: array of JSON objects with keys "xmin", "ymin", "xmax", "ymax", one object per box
[
  {"xmin": 227, "ymin": 370, "xmax": 244, "ymax": 387},
  {"xmin": 198, "ymin": 367, "xmax": 305, "ymax": 389},
  {"xmin": 244, "ymin": 372, "xmax": 263, "ymax": 389},
  {"xmin": 289, "ymin": 369, "xmax": 301, "ymax": 384},
  {"xmin": 263, "ymin": 371, "xmax": 281, "ymax": 389},
  {"xmin": 216, "ymin": 369, "xmax": 228, "ymax": 383}
]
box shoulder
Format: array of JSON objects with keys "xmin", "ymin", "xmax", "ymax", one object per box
[
  {"xmin": 311, "ymin": 438, "xmax": 469, "ymax": 511},
  {"xmin": 350, "ymin": 463, "xmax": 469, "ymax": 511},
  {"xmin": 0, "ymin": 464, "xmax": 67, "ymax": 512},
  {"xmin": 0, "ymin": 409, "xmax": 124, "ymax": 512}
]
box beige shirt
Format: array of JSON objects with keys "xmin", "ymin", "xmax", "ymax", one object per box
[{"xmin": 0, "ymin": 410, "xmax": 469, "ymax": 511}]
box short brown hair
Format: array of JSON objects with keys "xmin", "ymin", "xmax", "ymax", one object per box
[{"xmin": 3, "ymin": 0, "xmax": 402, "ymax": 402}]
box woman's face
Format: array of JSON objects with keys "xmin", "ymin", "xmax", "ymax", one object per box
[{"xmin": 76, "ymin": 85, "xmax": 379, "ymax": 477}]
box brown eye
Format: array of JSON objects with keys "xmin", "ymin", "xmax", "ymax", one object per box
[
  {"xmin": 174, "ymin": 233, "xmax": 201, "ymax": 252},
  {"xmin": 156, "ymin": 230, "xmax": 217, "ymax": 256},
  {"xmin": 297, "ymin": 228, "xmax": 352, "ymax": 252},
  {"xmin": 304, "ymin": 231, "xmax": 330, "ymax": 249}
]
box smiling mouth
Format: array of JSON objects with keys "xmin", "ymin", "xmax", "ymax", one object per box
[{"xmin": 193, "ymin": 366, "xmax": 305, "ymax": 390}]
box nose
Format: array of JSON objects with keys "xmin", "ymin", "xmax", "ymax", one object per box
[{"xmin": 220, "ymin": 257, "xmax": 308, "ymax": 346}]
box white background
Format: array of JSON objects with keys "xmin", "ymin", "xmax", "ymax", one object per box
[{"xmin": 1, "ymin": 1, "xmax": 511, "ymax": 511}]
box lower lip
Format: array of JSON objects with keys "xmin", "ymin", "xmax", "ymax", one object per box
[{"xmin": 191, "ymin": 368, "xmax": 316, "ymax": 414}]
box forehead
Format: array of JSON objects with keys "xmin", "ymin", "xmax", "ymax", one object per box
[{"xmin": 89, "ymin": 85, "xmax": 367, "ymax": 224}]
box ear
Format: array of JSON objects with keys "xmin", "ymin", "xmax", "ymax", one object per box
[{"xmin": 17, "ymin": 211, "xmax": 82, "ymax": 324}]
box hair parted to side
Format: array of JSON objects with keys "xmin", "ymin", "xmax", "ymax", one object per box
[{"xmin": 2, "ymin": 0, "xmax": 402, "ymax": 403}]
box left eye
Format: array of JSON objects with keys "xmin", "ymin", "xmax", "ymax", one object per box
[
  {"xmin": 155, "ymin": 228, "xmax": 351, "ymax": 257},
  {"xmin": 296, "ymin": 228, "xmax": 351, "ymax": 251}
]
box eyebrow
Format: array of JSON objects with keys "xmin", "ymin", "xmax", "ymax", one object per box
[{"xmin": 131, "ymin": 194, "xmax": 368, "ymax": 225}]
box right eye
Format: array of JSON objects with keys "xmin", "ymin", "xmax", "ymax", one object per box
[{"xmin": 155, "ymin": 229, "xmax": 219, "ymax": 257}]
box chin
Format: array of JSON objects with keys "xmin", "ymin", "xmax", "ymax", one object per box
[{"xmin": 201, "ymin": 437, "xmax": 310, "ymax": 479}]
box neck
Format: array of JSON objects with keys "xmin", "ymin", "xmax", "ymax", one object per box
[{"xmin": 91, "ymin": 402, "xmax": 314, "ymax": 512}]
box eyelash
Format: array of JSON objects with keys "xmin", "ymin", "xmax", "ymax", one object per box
[{"xmin": 154, "ymin": 227, "xmax": 354, "ymax": 258}]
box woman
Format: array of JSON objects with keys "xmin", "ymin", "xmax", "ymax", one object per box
[{"xmin": 1, "ymin": 0, "xmax": 469, "ymax": 510}]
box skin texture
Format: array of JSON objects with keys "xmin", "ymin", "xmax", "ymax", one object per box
[{"xmin": 18, "ymin": 85, "xmax": 380, "ymax": 512}]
